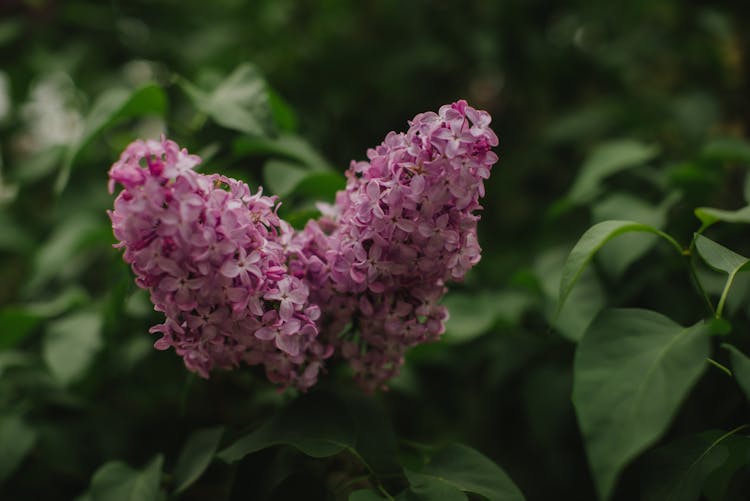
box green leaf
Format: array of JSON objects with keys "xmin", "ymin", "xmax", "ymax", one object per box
[
  {"xmin": 406, "ymin": 444, "xmax": 525, "ymax": 501},
  {"xmin": 263, "ymin": 159, "xmax": 308, "ymax": 197},
  {"xmin": 217, "ymin": 392, "xmax": 356, "ymax": 462},
  {"xmin": 558, "ymin": 220, "xmax": 682, "ymax": 314},
  {"xmin": 640, "ymin": 428, "xmax": 750, "ymax": 501},
  {"xmin": 0, "ymin": 414, "xmax": 37, "ymax": 482},
  {"xmin": 573, "ymin": 309, "xmax": 711, "ymax": 500},
  {"xmin": 55, "ymin": 83, "xmax": 166, "ymax": 192},
  {"xmin": 694, "ymin": 234, "xmax": 748, "ymax": 273},
  {"xmin": 568, "ymin": 139, "xmax": 659, "ymax": 204},
  {"xmin": 591, "ymin": 193, "xmax": 676, "ymax": 278},
  {"xmin": 442, "ymin": 290, "xmax": 531, "ymax": 343},
  {"xmin": 693, "ymin": 234, "xmax": 750, "ymax": 317},
  {"xmin": 43, "ymin": 311, "xmax": 103, "ymax": 385},
  {"xmin": 179, "ymin": 63, "xmax": 272, "ymax": 137},
  {"xmin": 173, "ymin": 426, "xmax": 224, "ymax": 494},
  {"xmin": 89, "ymin": 455, "xmax": 164, "ymax": 501},
  {"xmin": 536, "ymin": 247, "xmax": 603, "ymax": 342},
  {"xmin": 233, "ymin": 133, "xmax": 333, "ymax": 171},
  {"xmin": 695, "ymin": 205, "xmax": 750, "ymax": 229},
  {"xmin": 724, "ymin": 345, "xmax": 750, "ymax": 401}
]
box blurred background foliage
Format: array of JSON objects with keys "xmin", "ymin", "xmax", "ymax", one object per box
[{"xmin": 1, "ymin": 0, "xmax": 750, "ymax": 500}]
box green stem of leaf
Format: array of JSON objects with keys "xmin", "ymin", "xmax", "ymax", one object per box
[
  {"xmin": 715, "ymin": 269, "xmax": 739, "ymax": 319},
  {"xmin": 706, "ymin": 357, "xmax": 732, "ymax": 377},
  {"xmin": 686, "ymin": 253, "xmax": 716, "ymax": 316},
  {"xmin": 686, "ymin": 232, "xmax": 716, "ymax": 316}
]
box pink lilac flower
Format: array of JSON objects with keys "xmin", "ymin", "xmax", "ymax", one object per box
[
  {"xmin": 290, "ymin": 100, "xmax": 498, "ymax": 391},
  {"xmin": 108, "ymin": 137, "xmax": 331, "ymax": 389}
]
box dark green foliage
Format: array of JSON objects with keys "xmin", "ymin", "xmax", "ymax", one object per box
[{"xmin": 2, "ymin": 1, "xmax": 750, "ymax": 500}]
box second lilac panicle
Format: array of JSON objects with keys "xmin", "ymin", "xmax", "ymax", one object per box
[
  {"xmin": 108, "ymin": 138, "xmax": 330, "ymax": 390},
  {"xmin": 291, "ymin": 100, "xmax": 498, "ymax": 391}
]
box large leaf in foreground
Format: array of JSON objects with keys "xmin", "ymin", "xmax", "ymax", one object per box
[
  {"xmin": 558, "ymin": 221, "xmax": 681, "ymax": 314},
  {"xmin": 573, "ymin": 309, "xmax": 711, "ymax": 500},
  {"xmin": 404, "ymin": 444, "xmax": 524, "ymax": 501}
]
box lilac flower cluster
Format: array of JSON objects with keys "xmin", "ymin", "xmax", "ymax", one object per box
[
  {"xmin": 109, "ymin": 100, "xmax": 497, "ymax": 392},
  {"xmin": 292, "ymin": 100, "xmax": 498, "ymax": 390},
  {"xmin": 108, "ymin": 138, "xmax": 330, "ymax": 390}
]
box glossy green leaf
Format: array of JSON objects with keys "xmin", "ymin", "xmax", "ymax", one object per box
[
  {"xmin": 173, "ymin": 426, "xmax": 224, "ymax": 494},
  {"xmin": 406, "ymin": 444, "xmax": 525, "ymax": 501},
  {"xmin": 179, "ymin": 63, "xmax": 272, "ymax": 137},
  {"xmin": 89, "ymin": 455, "xmax": 163, "ymax": 501},
  {"xmin": 693, "ymin": 234, "xmax": 750, "ymax": 317},
  {"xmin": 558, "ymin": 220, "xmax": 682, "ymax": 314},
  {"xmin": 640, "ymin": 428, "xmax": 750, "ymax": 501},
  {"xmin": 55, "ymin": 83, "xmax": 166, "ymax": 192},
  {"xmin": 573, "ymin": 309, "xmax": 711, "ymax": 500},
  {"xmin": 724, "ymin": 345, "xmax": 750, "ymax": 401},
  {"xmin": 568, "ymin": 139, "xmax": 659, "ymax": 204},
  {"xmin": 0, "ymin": 414, "xmax": 37, "ymax": 482},
  {"xmin": 43, "ymin": 311, "xmax": 103, "ymax": 385},
  {"xmin": 217, "ymin": 392, "xmax": 356, "ymax": 462}
]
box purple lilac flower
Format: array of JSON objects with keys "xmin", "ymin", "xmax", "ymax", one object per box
[
  {"xmin": 291, "ymin": 100, "xmax": 498, "ymax": 391},
  {"xmin": 108, "ymin": 137, "xmax": 331, "ymax": 390}
]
